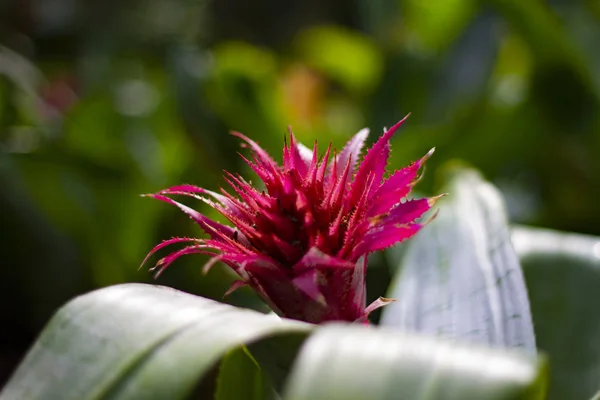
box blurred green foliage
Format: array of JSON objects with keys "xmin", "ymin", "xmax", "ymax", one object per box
[{"xmin": 1, "ymin": 0, "xmax": 599, "ymax": 385}]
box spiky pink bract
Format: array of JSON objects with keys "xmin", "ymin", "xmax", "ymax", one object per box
[{"xmin": 142, "ymin": 115, "xmax": 440, "ymax": 324}]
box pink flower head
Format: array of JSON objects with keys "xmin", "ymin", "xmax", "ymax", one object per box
[{"xmin": 142, "ymin": 115, "xmax": 441, "ymax": 324}]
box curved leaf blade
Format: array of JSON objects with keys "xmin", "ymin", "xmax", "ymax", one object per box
[
  {"xmin": 0, "ymin": 283, "xmax": 311, "ymax": 400},
  {"xmin": 283, "ymin": 324, "xmax": 547, "ymax": 400},
  {"xmin": 381, "ymin": 166, "xmax": 536, "ymax": 353},
  {"xmin": 512, "ymin": 226, "xmax": 600, "ymax": 400}
]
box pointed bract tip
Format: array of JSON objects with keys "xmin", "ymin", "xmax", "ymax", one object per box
[
  {"xmin": 151, "ymin": 258, "xmax": 164, "ymax": 270},
  {"xmin": 361, "ymin": 296, "xmax": 398, "ymax": 321},
  {"xmin": 424, "ymin": 147, "xmax": 435, "ymax": 160},
  {"xmin": 148, "ymin": 263, "xmax": 162, "ymax": 278},
  {"xmin": 407, "ymin": 148, "xmax": 436, "ymax": 187},
  {"xmin": 423, "ymin": 209, "xmax": 440, "ymax": 226},
  {"xmin": 138, "ymin": 257, "xmax": 151, "ymax": 270},
  {"xmin": 229, "ymin": 131, "xmax": 249, "ymax": 148},
  {"xmin": 427, "ymin": 193, "xmax": 448, "ymax": 206},
  {"xmin": 357, "ymin": 127, "xmax": 370, "ymax": 136},
  {"xmin": 393, "ymin": 112, "xmax": 411, "ymax": 128},
  {"xmin": 381, "ymin": 113, "xmax": 412, "ymax": 138},
  {"xmin": 378, "ymin": 297, "xmax": 397, "ymax": 303}
]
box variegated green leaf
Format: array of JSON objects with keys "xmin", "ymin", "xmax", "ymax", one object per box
[
  {"xmin": 0, "ymin": 284, "xmax": 311, "ymax": 400},
  {"xmin": 283, "ymin": 324, "xmax": 546, "ymax": 400},
  {"xmin": 381, "ymin": 166, "xmax": 536, "ymax": 353}
]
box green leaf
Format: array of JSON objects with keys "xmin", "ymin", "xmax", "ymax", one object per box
[
  {"xmin": 512, "ymin": 226, "xmax": 600, "ymax": 400},
  {"xmin": 381, "ymin": 166, "xmax": 536, "ymax": 353},
  {"xmin": 0, "ymin": 283, "xmax": 312, "ymax": 400},
  {"xmin": 282, "ymin": 324, "xmax": 547, "ymax": 400},
  {"xmin": 215, "ymin": 345, "xmax": 278, "ymax": 400}
]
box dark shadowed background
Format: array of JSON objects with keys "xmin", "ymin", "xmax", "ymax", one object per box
[{"xmin": 1, "ymin": 0, "xmax": 599, "ymax": 385}]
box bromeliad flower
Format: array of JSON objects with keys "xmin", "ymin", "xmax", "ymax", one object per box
[{"xmin": 142, "ymin": 115, "xmax": 441, "ymax": 324}]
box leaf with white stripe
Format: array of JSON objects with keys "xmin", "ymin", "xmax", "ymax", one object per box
[{"xmin": 381, "ymin": 166, "xmax": 536, "ymax": 352}]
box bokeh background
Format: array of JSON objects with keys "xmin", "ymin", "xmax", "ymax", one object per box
[{"xmin": 1, "ymin": 0, "xmax": 599, "ymax": 385}]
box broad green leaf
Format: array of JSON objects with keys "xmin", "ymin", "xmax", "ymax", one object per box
[
  {"xmin": 283, "ymin": 324, "xmax": 547, "ymax": 400},
  {"xmin": 215, "ymin": 346, "xmax": 278, "ymax": 400},
  {"xmin": 0, "ymin": 283, "xmax": 311, "ymax": 400},
  {"xmin": 512, "ymin": 226, "xmax": 600, "ymax": 400},
  {"xmin": 381, "ymin": 166, "xmax": 536, "ymax": 353}
]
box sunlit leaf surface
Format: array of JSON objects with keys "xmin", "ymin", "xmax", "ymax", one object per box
[
  {"xmin": 283, "ymin": 324, "xmax": 546, "ymax": 400},
  {"xmin": 0, "ymin": 284, "xmax": 311, "ymax": 400},
  {"xmin": 381, "ymin": 166, "xmax": 536, "ymax": 353}
]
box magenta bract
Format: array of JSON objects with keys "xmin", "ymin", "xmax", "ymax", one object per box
[{"xmin": 142, "ymin": 115, "xmax": 440, "ymax": 324}]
